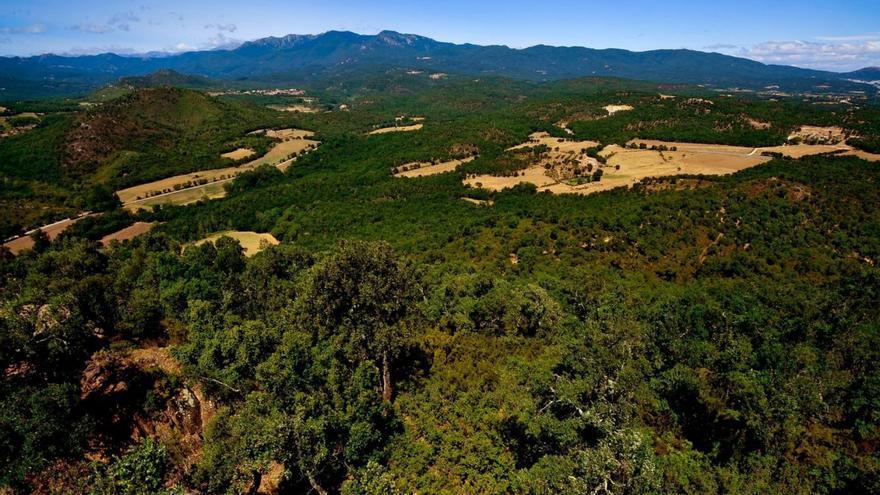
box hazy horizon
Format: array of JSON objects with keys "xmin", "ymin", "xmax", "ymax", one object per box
[{"xmin": 2, "ymin": 0, "xmax": 879, "ymax": 71}]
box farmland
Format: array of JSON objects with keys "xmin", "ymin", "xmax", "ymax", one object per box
[
  {"xmin": 393, "ymin": 156, "xmax": 476, "ymax": 177},
  {"xmin": 116, "ymin": 128, "xmax": 319, "ymax": 208},
  {"xmin": 100, "ymin": 221, "xmax": 156, "ymax": 246},
  {"xmin": 190, "ymin": 230, "xmax": 279, "ymax": 256}
]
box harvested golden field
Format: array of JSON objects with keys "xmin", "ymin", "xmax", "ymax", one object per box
[
  {"xmin": 604, "ymin": 104, "xmax": 634, "ymax": 115},
  {"xmin": 758, "ymin": 144, "xmax": 852, "ymax": 158},
  {"xmin": 843, "ymin": 149, "xmax": 880, "ymax": 161},
  {"xmin": 629, "ymin": 139, "xmax": 756, "ymax": 155},
  {"xmin": 267, "ymin": 104, "xmax": 320, "ymax": 113},
  {"xmin": 393, "ymin": 156, "xmax": 476, "ymax": 177},
  {"xmin": 100, "ymin": 222, "xmax": 156, "ymax": 246},
  {"xmin": 630, "ymin": 138, "xmax": 877, "ymax": 161},
  {"xmin": 508, "ymin": 132, "xmax": 600, "ymax": 153},
  {"xmin": 368, "ymin": 123, "xmax": 424, "ymax": 135},
  {"xmin": 117, "ymin": 167, "xmax": 240, "ymax": 205},
  {"xmin": 221, "ymin": 148, "xmax": 256, "ymax": 160},
  {"xmin": 118, "ymin": 129, "xmax": 319, "ymax": 208},
  {"xmin": 464, "ymin": 165, "xmax": 557, "ymax": 190},
  {"xmin": 124, "ymin": 181, "xmax": 228, "ymax": 212},
  {"xmin": 265, "ymin": 128, "xmax": 315, "ymax": 140},
  {"xmin": 191, "ymin": 231, "xmax": 279, "ymax": 257},
  {"xmin": 465, "ymin": 140, "xmax": 771, "ymax": 196},
  {"xmin": 247, "ymin": 138, "xmax": 319, "ymax": 170}
]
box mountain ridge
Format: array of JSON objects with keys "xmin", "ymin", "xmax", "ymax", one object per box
[{"xmin": 1, "ymin": 29, "xmax": 877, "ymax": 100}]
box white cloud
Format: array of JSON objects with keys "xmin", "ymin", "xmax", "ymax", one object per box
[
  {"xmin": 60, "ymin": 45, "xmax": 139, "ymax": 56},
  {"xmin": 108, "ymin": 11, "xmax": 141, "ymax": 31},
  {"xmin": 736, "ymin": 38, "xmax": 880, "ymax": 71},
  {"xmin": 704, "ymin": 43, "xmax": 738, "ymax": 52},
  {"xmin": 166, "ymin": 32, "xmax": 242, "ymax": 53},
  {"xmin": 205, "ymin": 23, "xmax": 237, "ymax": 33},
  {"xmin": 71, "ymin": 23, "xmax": 114, "ymax": 34},
  {"xmin": 815, "ymin": 33, "xmax": 880, "ymax": 42},
  {"xmin": 0, "ymin": 24, "xmax": 46, "ymax": 35}
]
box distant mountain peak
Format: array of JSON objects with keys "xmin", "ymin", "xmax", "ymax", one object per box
[{"xmin": 1, "ymin": 29, "xmax": 877, "ymax": 100}]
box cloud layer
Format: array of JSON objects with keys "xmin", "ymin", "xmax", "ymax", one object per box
[{"xmin": 710, "ymin": 36, "xmax": 880, "ymax": 71}]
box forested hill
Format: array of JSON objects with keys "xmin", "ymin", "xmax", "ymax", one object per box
[{"xmin": 1, "ymin": 30, "xmax": 878, "ymax": 99}]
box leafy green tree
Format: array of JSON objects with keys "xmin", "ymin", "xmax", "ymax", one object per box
[
  {"xmin": 89, "ymin": 438, "xmax": 173, "ymax": 495},
  {"xmin": 296, "ymin": 240, "xmax": 421, "ymax": 402}
]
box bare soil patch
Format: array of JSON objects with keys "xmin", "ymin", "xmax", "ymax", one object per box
[
  {"xmin": 3, "ymin": 215, "xmax": 90, "ymax": 255},
  {"xmin": 747, "ymin": 118, "xmax": 771, "ymax": 129},
  {"xmin": 100, "ymin": 222, "xmax": 156, "ymax": 246},
  {"xmin": 393, "ymin": 156, "xmax": 476, "ymax": 177}
]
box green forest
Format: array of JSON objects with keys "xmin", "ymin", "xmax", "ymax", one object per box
[{"xmin": 1, "ymin": 73, "xmax": 878, "ymax": 494}]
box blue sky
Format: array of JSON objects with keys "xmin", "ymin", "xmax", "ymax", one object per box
[{"xmin": 1, "ymin": 0, "xmax": 878, "ymax": 71}]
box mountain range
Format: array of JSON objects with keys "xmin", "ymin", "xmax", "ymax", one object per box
[{"xmin": 1, "ymin": 30, "xmax": 879, "ymax": 100}]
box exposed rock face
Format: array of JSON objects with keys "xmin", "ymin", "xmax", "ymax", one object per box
[{"xmin": 76, "ymin": 347, "xmax": 212, "ymax": 483}]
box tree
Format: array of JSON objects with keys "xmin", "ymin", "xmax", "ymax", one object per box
[{"xmin": 297, "ymin": 241, "xmax": 421, "ymax": 402}]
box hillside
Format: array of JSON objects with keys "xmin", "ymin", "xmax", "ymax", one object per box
[
  {"xmin": 0, "ymin": 87, "xmax": 293, "ymax": 237},
  {"xmin": 1, "ymin": 30, "xmax": 877, "ymax": 100}
]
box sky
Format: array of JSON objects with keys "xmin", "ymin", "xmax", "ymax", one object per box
[{"xmin": 1, "ymin": 0, "xmax": 879, "ymax": 71}]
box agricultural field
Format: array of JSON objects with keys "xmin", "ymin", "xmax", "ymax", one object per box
[
  {"xmin": 368, "ymin": 123, "xmax": 424, "ymax": 134},
  {"xmin": 220, "ymin": 147, "xmax": 256, "ymax": 160},
  {"xmin": 190, "ymin": 230, "xmax": 279, "ymax": 256},
  {"xmin": 100, "ymin": 221, "xmax": 156, "ymax": 246},
  {"xmin": 603, "ymin": 104, "xmax": 634, "ymax": 115},
  {"xmin": 267, "ymin": 104, "xmax": 321, "ymax": 113},
  {"xmin": 393, "ymin": 156, "xmax": 476, "ymax": 177},
  {"xmin": 117, "ymin": 128, "xmax": 319, "ymax": 208}
]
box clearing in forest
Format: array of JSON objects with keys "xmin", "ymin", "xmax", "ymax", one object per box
[
  {"xmin": 368, "ymin": 123, "xmax": 424, "ymax": 135},
  {"xmin": 465, "ymin": 138, "xmax": 771, "ymax": 196},
  {"xmin": 267, "ymin": 104, "xmax": 320, "ymax": 113},
  {"xmin": 100, "ymin": 222, "xmax": 156, "ymax": 246},
  {"xmin": 507, "ymin": 132, "xmax": 600, "ymax": 152},
  {"xmin": 603, "ymin": 104, "xmax": 634, "ymax": 115},
  {"xmin": 191, "ymin": 231, "xmax": 279, "ymax": 257},
  {"xmin": 393, "ymin": 156, "xmax": 477, "ymax": 177},
  {"xmin": 461, "ymin": 197, "xmax": 493, "ymax": 206},
  {"xmin": 788, "ymin": 126, "xmax": 846, "ymax": 144},
  {"xmin": 118, "ymin": 129, "xmax": 319, "ymax": 209}
]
